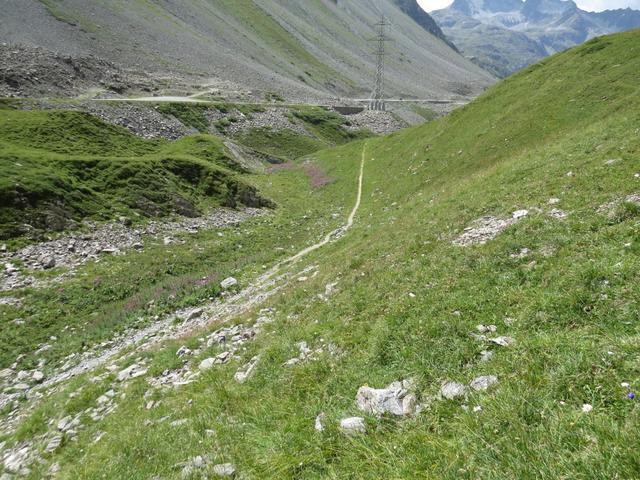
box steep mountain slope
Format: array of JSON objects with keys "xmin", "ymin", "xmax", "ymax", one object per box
[
  {"xmin": 391, "ymin": 0, "xmax": 459, "ymax": 50},
  {"xmin": 433, "ymin": 0, "xmax": 640, "ymax": 77},
  {"xmin": 2, "ymin": 30, "xmax": 638, "ymax": 478},
  {"xmin": 0, "ymin": 0, "xmax": 494, "ymax": 101}
]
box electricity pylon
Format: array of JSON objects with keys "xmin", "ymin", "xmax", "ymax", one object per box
[{"xmin": 369, "ymin": 14, "xmax": 391, "ymax": 111}]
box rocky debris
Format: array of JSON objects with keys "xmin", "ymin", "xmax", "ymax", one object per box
[
  {"xmin": 0, "ymin": 43, "xmax": 150, "ymax": 98},
  {"xmin": 283, "ymin": 341, "xmax": 312, "ymax": 366},
  {"xmin": 44, "ymin": 435, "xmax": 63, "ymax": 454},
  {"xmin": 2, "ymin": 444, "xmax": 31, "ymax": 475},
  {"xmin": 453, "ymin": 210, "xmax": 529, "ymax": 246},
  {"xmin": 149, "ymin": 365, "xmax": 201, "ymax": 389},
  {"xmin": 31, "ymin": 371, "xmax": 45, "ymax": 383},
  {"xmin": 82, "ymin": 102, "xmax": 198, "ymax": 140},
  {"xmin": 489, "ymin": 336, "xmax": 516, "ymax": 347},
  {"xmin": 469, "ymin": 375, "xmax": 498, "ymax": 392},
  {"xmin": 440, "ymin": 381, "xmax": 467, "ymax": 400},
  {"xmin": 340, "ymin": 417, "xmax": 366, "ymax": 434},
  {"xmin": 212, "ymin": 463, "xmax": 236, "ymax": 477},
  {"xmin": 184, "ymin": 308, "xmax": 204, "ymax": 321},
  {"xmin": 233, "ymin": 355, "xmax": 259, "ymax": 384},
  {"xmin": 57, "ymin": 415, "xmax": 80, "ymax": 432},
  {"xmin": 199, "ymin": 357, "xmax": 216, "ymax": 371},
  {"xmin": 96, "ymin": 389, "xmax": 115, "ymax": 405},
  {"xmin": 510, "ymin": 247, "xmax": 531, "ymax": 259},
  {"xmin": 318, "ymin": 281, "xmax": 339, "ymax": 302},
  {"xmin": 179, "ymin": 455, "xmax": 209, "ymax": 478},
  {"xmin": 176, "ymin": 455, "xmax": 235, "ymax": 478},
  {"xmin": 199, "ymin": 351, "xmax": 232, "ymax": 371},
  {"xmin": 7, "ymin": 248, "xmax": 303, "ymax": 428},
  {"xmin": 176, "ymin": 346, "xmax": 193, "ymax": 357},
  {"xmin": 549, "ymin": 208, "xmax": 568, "ymax": 219},
  {"xmin": 479, "ymin": 350, "xmax": 494, "ymax": 362},
  {"xmin": 476, "ymin": 325, "xmax": 497, "ymax": 334},
  {"xmin": 582, "ymin": 403, "xmax": 593, "ymax": 413},
  {"xmin": 343, "ymin": 110, "xmax": 407, "ymax": 135},
  {"xmin": 625, "ymin": 193, "xmax": 640, "ymax": 206},
  {"xmin": 220, "ymin": 277, "xmax": 238, "ymax": 290},
  {"xmin": 598, "ymin": 193, "xmax": 640, "ymax": 218},
  {"xmin": 356, "ymin": 379, "xmax": 417, "ymax": 416},
  {"xmin": 0, "ymin": 208, "xmax": 264, "ymax": 292},
  {"xmin": 0, "ymin": 296, "xmax": 22, "ymax": 308},
  {"xmin": 117, "ymin": 362, "xmax": 148, "ymax": 382},
  {"xmin": 221, "ymin": 107, "xmax": 311, "ymax": 137},
  {"xmin": 315, "ymin": 412, "xmax": 326, "ymax": 432},
  {"xmin": 205, "ymin": 323, "xmax": 256, "ymax": 348},
  {"xmin": 39, "ymin": 256, "xmax": 56, "ymax": 269}
]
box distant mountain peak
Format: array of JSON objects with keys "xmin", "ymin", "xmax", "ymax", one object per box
[
  {"xmin": 434, "ymin": 0, "xmax": 640, "ymax": 78},
  {"xmin": 522, "ymin": 0, "xmax": 578, "ymax": 19},
  {"xmin": 451, "ymin": 0, "xmax": 523, "ymax": 15}
]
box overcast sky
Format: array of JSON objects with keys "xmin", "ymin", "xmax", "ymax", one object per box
[{"xmin": 417, "ymin": 0, "xmax": 640, "ymax": 12}]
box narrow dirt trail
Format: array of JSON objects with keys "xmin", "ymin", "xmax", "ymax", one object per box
[
  {"xmin": 33, "ymin": 143, "xmax": 370, "ymax": 394},
  {"xmin": 275, "ymin": 143, "xmax": 366, "ymax": 268}
]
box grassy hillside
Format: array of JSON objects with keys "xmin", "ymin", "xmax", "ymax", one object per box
[
  {"xmin": 0, "ymin": 106, "xmax": 271, "ymax": 240},
  {"xmin": 1, "ymin": 31, "xmax": 639, "ymax": 479}
]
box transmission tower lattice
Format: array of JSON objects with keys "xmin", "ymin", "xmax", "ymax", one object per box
[{"xmin": 369, "ymin": 15, "xmax": 391, "ymax": 111}]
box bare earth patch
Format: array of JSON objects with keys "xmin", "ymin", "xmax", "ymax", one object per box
[{"xmin": 304, "ymin": 164, "xmax": 335, "ymax": 188}]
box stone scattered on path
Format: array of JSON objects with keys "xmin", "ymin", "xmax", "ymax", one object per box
[
  {"xmin": 356, "ymin": 379, "xmax": 417, "ymax": 416},
  {"xmin": 470, "ymin": 375, "xmax": 499, "ymax": 392},
  {"xmin": 440, "ymin": 381, "xmax": 467, "ymax": 400},
  {"xmin": 340, "ymin": 417, "xmax": 366, "ymax": 434}
]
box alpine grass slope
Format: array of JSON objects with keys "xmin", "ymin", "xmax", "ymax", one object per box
[{"xmin": 1, "ymin": 30, "xmax": 640, "ymax": 479}]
